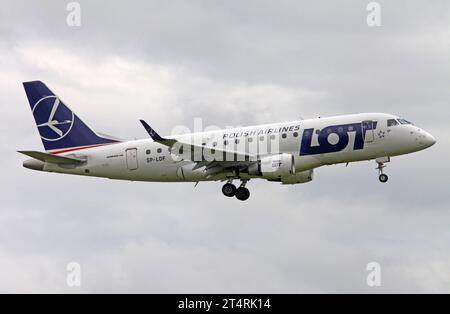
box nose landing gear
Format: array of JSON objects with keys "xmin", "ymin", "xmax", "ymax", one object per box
[
  {"xmin": 222, "ymin": 179, "xmax": 250, "ymax": 200},
  {"xmin": 379, "ymin": 173, "xmax": 388, "ymax": 183},
  {"xmin": 376, "ymin": 157, "xmax": 390, "ymax": 183}
]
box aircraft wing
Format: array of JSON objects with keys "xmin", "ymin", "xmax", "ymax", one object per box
[
  {"xmin": 18, "ymin": 150, "xmax": 86, "ymax": 165},
  {"xmin": 139, "ymin": 120, "xmax": 257, "ymax": 166}
]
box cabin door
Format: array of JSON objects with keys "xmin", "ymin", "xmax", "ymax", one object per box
[{"xmin": 126, "ymin": 148, "xmax": 138, "ymax": 170}]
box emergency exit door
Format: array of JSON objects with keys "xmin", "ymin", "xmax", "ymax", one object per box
[{"xmin": 126, "ymin": 148, "xmax": 138, "ymax": 170}]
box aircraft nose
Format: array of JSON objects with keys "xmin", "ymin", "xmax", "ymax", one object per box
[
  {"xmin": 419, "ymin": 130, "xmax": 436, "ymax": 148},
  {"xmin": 425, "ymin": 132, "xmax": 436, "ymax": 147},
  {"xmin": 414, "ymin": 128, "xmax": 436, "ymax": 149}
]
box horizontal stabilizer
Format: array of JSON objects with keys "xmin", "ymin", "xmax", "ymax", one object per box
[{"xmin": 18, "ymin": 150, "xmax": 86, "ymax": 165}]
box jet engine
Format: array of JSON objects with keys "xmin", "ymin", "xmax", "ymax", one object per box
[{"xmin": 248, "ymin": 153, "xmax": 295, "ymax": 179}]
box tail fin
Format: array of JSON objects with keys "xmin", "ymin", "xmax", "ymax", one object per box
[{"xmin": 23, "ymin": 81, "xmax": 119, "ymax": 153}]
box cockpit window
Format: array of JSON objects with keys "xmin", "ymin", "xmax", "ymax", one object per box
[
  {"xmin": 398, "ymin": 118, "xmax": 412, "ymax": 125},
  {"xmin": 387, "ymin": 119, "xmax": 399, "ymax": 127}
]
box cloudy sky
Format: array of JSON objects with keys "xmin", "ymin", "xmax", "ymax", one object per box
[{"xmin": 0, "ymin": 0, "xmax": 449, "ymax": 293}]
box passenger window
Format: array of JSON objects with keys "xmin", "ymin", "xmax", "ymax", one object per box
[
  {"xmin": 281, "ymin": 133, "xmax": 287, "ymax": 139},
  {"xmin": 146, "ymin": 149, "xmax": 151, "ymax": 155},
  {"xmin": 387, "ymin": 119, "xmax": 399, "ymax": 127},
  {"xmin": 157, "ymin": 148, "xmax": 162, "ymax": 153},
  {"xmin": 293, "ymin": 132, "xmax": 299, "ymax": 137}
]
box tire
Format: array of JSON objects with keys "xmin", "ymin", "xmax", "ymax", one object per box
[
  {"xmin": 222, "ymin": 183, "xmax": 237, "ymax": 197},
  {"xmin": 379, "ymin": 174, "xmax": 388, "ymax": 183},
  {"xmin": 235, "ymin": 187, "xmax": 250, "ymax": 201}
]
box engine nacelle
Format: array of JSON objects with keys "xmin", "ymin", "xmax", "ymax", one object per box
[
  {"xmin": 248, "ymin": 153, "xmax": 295, "ymax": 179},
  {"xmin": 280, "ymin": 169, "xmax": 314, "ymax": 185}
]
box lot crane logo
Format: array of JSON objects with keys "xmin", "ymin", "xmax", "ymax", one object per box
[{"xmin": 32, "ymin": 96, "xmax": 74, "ymax": 141}]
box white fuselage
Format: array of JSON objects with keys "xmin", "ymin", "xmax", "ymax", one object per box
[{"xmin": 36, "ymin": 113, "xmax": 435, "ymax": 183}]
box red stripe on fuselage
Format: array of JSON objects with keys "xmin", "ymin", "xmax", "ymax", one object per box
[{"xmin": 49, "ymin": 142, "xmax": 119, "ymax": 155}]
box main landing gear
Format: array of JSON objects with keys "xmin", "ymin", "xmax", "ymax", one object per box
[
  {"xmin": 376, "ymin": 157, "xmax": 390, "ymax": 183},
  {"xmin": 222, "ymin": 182, "xmax": 236, "ymax": 197},
  {"xmin": 222, "ymin": 179, "xmax": 250, "ymax": 201}
]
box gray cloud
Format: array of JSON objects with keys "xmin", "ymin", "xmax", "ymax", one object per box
[{"xmin": 0, "ymin": 0, "xmax": 449, "ymax": 293}]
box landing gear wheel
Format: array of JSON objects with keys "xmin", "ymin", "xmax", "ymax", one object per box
[
  {"xmin": 235, "ymin": 187, "xmax": 250, "ymax": 201},
  {"xmin": 376, "ymin": 158, "xmax": 390, "ymax": 184},
  {"xmin": 379, "ymin": 174, "xmax": 388, "ymax": 183},
  {"xmin": 222, "ymin": 183, "xmax": 236, "ymax": 197}
]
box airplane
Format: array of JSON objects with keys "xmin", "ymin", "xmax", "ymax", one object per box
[{"xmin": 19, "ymin": 81, "xmax": 436, "ymax": 201}]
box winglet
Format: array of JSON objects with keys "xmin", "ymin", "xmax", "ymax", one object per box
[
  {"xmin": 139, "ymin": 120, "xmax": 164, "ymax": 141},
  {"xmin": 139, "ymin": 120, "xmax": 176, "ymax": 146}
]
